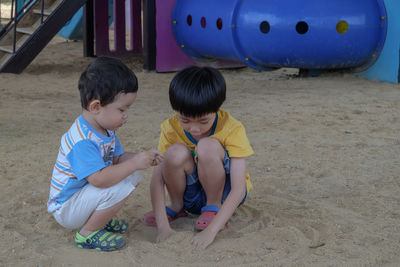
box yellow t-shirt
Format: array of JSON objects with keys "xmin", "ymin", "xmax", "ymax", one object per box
[{"xmin": 158, "ymin": 109, "xmax": 254, "ymax": 192}]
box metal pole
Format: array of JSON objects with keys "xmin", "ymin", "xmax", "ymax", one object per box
[
  {"xmin": 83, "ymin": 0, "xmax": 95, "ymax": 57},
  {"xmin": 13, "ymin": 0, "xmax": 18, "ymax": 53},
  {"xmin": 41, "ymin": 0, "xmax": 44, "ymax": 23},
  {"xmin": 143, "ymin": 0, "xmax": 156, "ymax": 70}
]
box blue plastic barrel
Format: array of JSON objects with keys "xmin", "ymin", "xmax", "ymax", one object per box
[{"xmin": 172, "ymin": 0, "xmax": 387, "ymax": 71}]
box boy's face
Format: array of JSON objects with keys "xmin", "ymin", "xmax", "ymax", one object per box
[
  {"xmin": 177, "ymin": 112, "xmax": 216, "ymax": 140},
  {"xmin": 96, "ymin": 92, "xmax": 137, "ymax": 131}
]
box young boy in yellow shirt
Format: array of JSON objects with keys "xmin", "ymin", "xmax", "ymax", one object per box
[{"xmin": 141, "ymin": 66, "xmax": 254, "ymax": 248}]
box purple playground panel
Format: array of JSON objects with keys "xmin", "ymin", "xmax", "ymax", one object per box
[
  {"xmin": 95, "ymin": 0, "xmax": 142, "ymax": 56},
  {"xmin": 155, "ymin": 0, "xmax": 244, "ymax": 72}
]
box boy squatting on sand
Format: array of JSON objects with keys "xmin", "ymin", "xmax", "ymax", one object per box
[
  {"xmin": 141, "ymin": 66, "xmax": 254, "ymax": 248},
  {"xmin": 47, "ymin": 57, "xmax": 163, "ymax": 251}
]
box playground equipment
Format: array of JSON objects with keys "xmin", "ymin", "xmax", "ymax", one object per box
[
  {"xmin": 358, "ymin": 1, "xmax": 400, "ymax": 83},
  {"xmin": 173, "ymin": 0, "xmax": 386, "ymax": 71},
  {"xmin": 151, "ymin": 0, "xmax": 399, "ymax": 83},
  {"xmin": 57, "ymin": 7, "xmax": 85, "ymax": 40},
  {"xmin": 0, "ymin": 0, "xmax": 140, "ymax": 73},
  {"xmin": 89, "ymin": 0, "xmax": 142, "ymax": 56},
  {"xmin": 0, "ymin": 0, "xmax": 86, "ymax": 73},
  {"xmin": 58, "ymin": 0, "xmax": 113, "ymax": 40},
  {"xmin": 0, "ymin": 0, "xmax": 398, "ymax": 83},
  {"xmin": 0, "ymin": 0, "xmax": 25, "ymax": 30}
]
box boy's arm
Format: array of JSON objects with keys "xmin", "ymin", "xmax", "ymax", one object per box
[
  {"xmin": 113, "ymin": 152, "xmax": 136, "ymax": 164},
  {"xmin": 150, "ymin": 164, "xmax": 176, "ymax": 242},
  {"xmin": 192, "ymin": 157, "xmax": 247, "ymax": 248},
  {"xmin": 87, "ymin": 150, "xmax": 162, "ymax": 188},
  {"xmin": 115, "ymin": 150, "xmax": 164, "ymax": 165}
]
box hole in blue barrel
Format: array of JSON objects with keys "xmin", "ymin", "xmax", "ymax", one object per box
[
  {"xmin": 201, "ymin": 17, "xmax": 206, "ymax": 28},
  {"xmin": 296, "ymin": 21, "xmax": 308, "ymax": 34},
  {"xmin": 336, "ymin": 20, "xmax": 349, "ymax": 34},
  {"xmin": 187, "ymin": 15, "xmax": 192, "ymax": 26},
  {"xmin": 260, "ymin": 21, "xmax": 270, "ymax": 34},
  {"xmin": 217, "ymin": 18, "xmax": 223, "ymax": 30}
]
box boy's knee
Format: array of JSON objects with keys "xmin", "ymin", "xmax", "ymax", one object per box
[
  {"xmin": 101, "ymin": 187, "xmax": 130, "ymax": 204},
  {"xmin": 94, "ymin": 177, "xmax": 136, "ymax": 209},
  {"xmin": 165, "ymin": 143, "xmax": 192, "ymax": 166},
  {"xmin": 197, "ymin": 137, "xmax": 224, "ymax": 159}
]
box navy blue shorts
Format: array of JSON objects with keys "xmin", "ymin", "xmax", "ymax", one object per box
[{"xmin": 183, "ymin": 150, "xmax": 247, "ymax": 214}]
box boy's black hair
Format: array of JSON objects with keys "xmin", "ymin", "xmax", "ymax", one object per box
[
  {"xmin": 169, "ymin": 66, "xmax": 226, "ymax": 117},
  {"xmin": 78, "ymin": 56, "xmax": 138, "ymax": 109}
]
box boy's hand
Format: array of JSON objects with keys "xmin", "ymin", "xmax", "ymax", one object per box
[
  {"xmin": 191, "ymin": 228, "xmax": 217, "ymax": 249},
  {"xmin": 132, "ymin": 150, "xmax": 162, "ymax": 170},
  {"xmin": 156, "ymin": 226, "xmax": 176, "ymax": 243},
  {"xmin": 150, "ymin": 150, "xmax": 164, "ymax": 166}
]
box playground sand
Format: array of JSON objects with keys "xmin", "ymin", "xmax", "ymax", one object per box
[{"xmin": 1, "ymin": 37, "xmax": 400, "ymax": 266}]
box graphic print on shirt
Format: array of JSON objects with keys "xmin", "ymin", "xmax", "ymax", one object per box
[{"xmin": 103, "ymin": 145, "xmax": 114, "ymax": 166}]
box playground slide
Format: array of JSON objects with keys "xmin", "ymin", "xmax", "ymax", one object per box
[
  {"xmin": 58, "ymin": 0, "xmax": 113, "ymax": 40},
  {"xmin": 58, "ymin": 6, "xmax": 85, "ymax": 40}
]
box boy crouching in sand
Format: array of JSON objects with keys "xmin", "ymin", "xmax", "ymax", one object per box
[
  {"xmin": 47, "ymin": 57, "xmax": 163, "ymax": 251},
  {"xmin": 141, "ymin": 66, "xmax": 254, "ymax": 248}
]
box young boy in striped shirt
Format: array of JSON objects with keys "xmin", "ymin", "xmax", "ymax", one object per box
[{"xmin": 47, "ymin": 57, "xmax": 163, "ymax": 251}]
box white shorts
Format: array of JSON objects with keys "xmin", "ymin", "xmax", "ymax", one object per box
[{"xmin": 53, "ymin": 171, "xmax": 142, "ymax": 230}]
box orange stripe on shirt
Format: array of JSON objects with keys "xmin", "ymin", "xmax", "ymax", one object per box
[
  {"xmin": 55, "ymin": 166, "xmax": 76, "ymax": 177},
  {"xmin": 70, "ymin": 132, "xmax": 76, "ymax": 145},
  {"xmin": 64, "ymin": 135, "xmax": 72, "ymax": 151},
  {"xmin": 56, "ymin": 159, "xmax": 70, "ymax": 169},
  {"xmin": 76, "ymin": 120, "xmax": 85, "ymax": 140},
  {"xmin": 52, "ymin": 175, "xmax": 66, "ymax": 185},
  {"xmin": 50, "ymin": 183, "xmax": 61, "ymax": 191},
  {"xmin": 59, "ymin": 148, "xmax": 66, "ymax": 157}
]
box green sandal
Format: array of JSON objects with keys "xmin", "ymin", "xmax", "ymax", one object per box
[
  {"xmin": 75, "ymin": 229, "xmax": 125, "ymax": 251},
  {"xmin": 104, "ymin": 218, "xmax": 129, "ymax": 233}
]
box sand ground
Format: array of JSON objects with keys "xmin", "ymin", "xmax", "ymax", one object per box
[{"xmin": 0, "ymin": 37, "xmax": 399, "ymax": 266}]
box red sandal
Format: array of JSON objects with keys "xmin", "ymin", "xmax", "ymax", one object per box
[
  {"xmin": 195, "ymin": 205, "xmax": 220, "ymax": 230},
  {"xmin": 141, "ymin": 207, "xmax": 187, "ymax": 227}
]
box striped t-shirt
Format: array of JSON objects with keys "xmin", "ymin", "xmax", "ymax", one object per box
[{"xmin": 47, "ymin": 115, "xmax": 124, "ymax": 213}]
